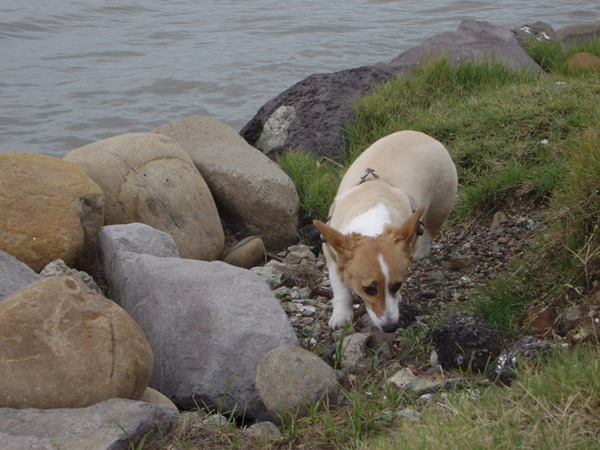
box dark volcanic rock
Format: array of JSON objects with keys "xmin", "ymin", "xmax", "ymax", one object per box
[
  {"xmin": 241, "ymin": 20, "xmax": 542, "ymax": 162},
  {"xmin": 488, "ymin": 336, "xmax": 555, "ymax": 385},
  {"xmin": 240, "ymin": 65, "xmax": 392, "ymax": 161},
  {"xmin": 432, "ymin": 313, "xmax": 501, "ymax": 372}
]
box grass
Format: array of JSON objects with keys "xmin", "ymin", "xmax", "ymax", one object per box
[
  {"xmin": 268, "ymin": 39, "xmax": 600, "ymax": 449},
  {"xmin": 366, "ymin": 347, "xmax": 600, "ymax": 449},
  {"xmin": 151, "ymin": 40, "xmax": 600, "ymax": 450},
  {"xmin": 278, "ymin": 41, "xmax": 600, "ymax": 334},
  {"xmin": 346, "ymin": 58, "xmax": 599, "ymax": 220},
  {"xmin": 276, "ymin": 151, "xmax": 342, "ymax": 224},
  {"xmin": 524, "ymin": 36, "xmax": 600, "ymax": 73},
  {"xmin": 471, "ymin": 129, "xmax": 600, "ymax": 335},
  {"xmin": 280, "ymin": 57, "xmax": 600, "ymax": 225}
]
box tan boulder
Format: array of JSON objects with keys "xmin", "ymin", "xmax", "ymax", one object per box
[
  {"xmin": 567, "ymin": 52, "xmax": 600, "ymax": 73},
  {"xmin": 0, "ymin": 153, "xmax": 104, "ymax": 272},
  {"xmin": 0, "ymin": 276, "xmax": 154, "ymax": 409},
  {"xmin": 154, "ymin": 116, "xmax": 300, "ymax": 250},
  {"xmin": 64, "ymin": 133, "xmax": 224, "ymax": 260},
  {"xmin": 139, "ymin": 387, "xmax": 178, "ymax": 412},
  {"xmin": 221, "ymin": 236, "xmax": 266, "ymax": 269}
]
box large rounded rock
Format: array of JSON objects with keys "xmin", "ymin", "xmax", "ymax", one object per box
[
  {"xmin": 63, "ymin": 132, "xmax": 224, "ymax": 260},
  {"xmin": 255, "ymin": 346, "xmax": 340, "ymax": 418},
  {"xmin": 0, "ymin": 276, "xmax": 154, "ymax": 409},
  {"xmin": 155, "ymin": 116, "xmax": 300, "ymax": 249},
  {"xmin": 0, "ymin": 153, "xmax": 104, "ymax": 272}
]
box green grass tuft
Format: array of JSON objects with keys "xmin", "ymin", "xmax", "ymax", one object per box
[
  {"xmin": 524, "ymin": 36, "xmax": 600, "ymax": 73},
  {"xmin": 275, "ymin": 151, "xmax": 343, "ymax": 224},
  {"xmin": 347, "ymin": 59, "xmax": 599, "ymax": 220}
]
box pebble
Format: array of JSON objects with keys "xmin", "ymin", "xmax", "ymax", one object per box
[{"xmin": 252, "ymin": 206, "xmax": 542, "ymax": 373}]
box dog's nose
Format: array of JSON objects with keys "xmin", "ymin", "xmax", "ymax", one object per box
[{"xmin": 382, "ymin": 322, "xmax": 398, "ymax": 333}]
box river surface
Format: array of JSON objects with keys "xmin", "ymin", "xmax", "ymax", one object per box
[{"xmin": 1, "ymin": 1, "xmax": 599, "ymax": 157}]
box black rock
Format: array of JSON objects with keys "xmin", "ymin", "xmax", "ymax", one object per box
[
  {"xmin": 487, "ymin": 336, "xmax": 554, "ymax": 385},
  {"xmin": 432, "ymin": 313, "xmax": 502, "ymax": 372},
  {"xmin": 240, "ymin": 65, "xmax": 392, "ymax": 161}
]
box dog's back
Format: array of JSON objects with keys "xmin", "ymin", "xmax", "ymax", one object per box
[{"xmin": 336, "ymin": 130, "xmax": 457, "ymax": 236}]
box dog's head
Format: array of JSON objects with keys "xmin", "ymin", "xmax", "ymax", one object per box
[{"xmin": 314, "ymin": 208, "xmax": 423, "ymax": 332}]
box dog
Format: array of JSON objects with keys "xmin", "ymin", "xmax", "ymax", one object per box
[{"xmin": 313, "ymin": 130, "xmax": 458, "ymax": 332}]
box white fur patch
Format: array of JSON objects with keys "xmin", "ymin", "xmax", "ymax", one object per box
[
  {"xmin": 344, "ymin": 203, "xmax": 390, "ymax": 236},
  {"xmin": 366, "ymin": 254, "xmax": 399, "ymax": 330}
]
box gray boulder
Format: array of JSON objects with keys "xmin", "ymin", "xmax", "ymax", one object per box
[
  {"xmin": 0, "ymin": 398, "xmax": 178, "ymax": 450},
  {"xmin": 0, "ymin": 250, "xmax": 40, "ymax": 301},
  {"xmin": 377, "ymin": 19, "xmax": 542, "ymax": 75},
  {"xmin": 100, "ymin": 225, "xmax": 299, "ymax": 420},
  {"xmin": 241, "ymin": 20, "xmax": 542, "ymax": 161},
  {"xmin": 557, "ymin": 22, "xmax": 600, "ymax": 45},
  {"xmin": 155, "ymin": 116, "xmax": 300, "ymax": 249}
]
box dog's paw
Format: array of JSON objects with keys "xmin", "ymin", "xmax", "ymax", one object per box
[{"xmin": 328, "ymin": 308, "xmax": 354, "ymax": 330}]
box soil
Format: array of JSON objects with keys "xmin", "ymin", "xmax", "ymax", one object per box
[{"xmin": 273, "ymin": 200, "xmax": 548, "ymax": 371}]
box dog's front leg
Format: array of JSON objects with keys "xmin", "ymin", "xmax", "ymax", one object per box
[{"xmin": 327, "ymin": 266, "xmax": 354, "ymax": 329}]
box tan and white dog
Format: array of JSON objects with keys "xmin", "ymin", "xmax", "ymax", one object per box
[{"xmin": 313, "ymin": 130, "xmax": 458, "ymax": 332}]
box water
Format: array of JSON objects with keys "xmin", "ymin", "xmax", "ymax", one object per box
[{"xmin": 1, "ymin": 1, "xmax": 598, "ymax": 157}]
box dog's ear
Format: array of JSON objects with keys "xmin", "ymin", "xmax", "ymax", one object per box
[
  {"xmin": 389, "ymin": 208, "xmax": 425, "ymax": 243},
  {"xmin": 313, "ymin": 220, "xmax": 350, "ymax": 256}
]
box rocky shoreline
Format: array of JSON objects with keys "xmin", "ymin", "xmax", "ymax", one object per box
[{"xmin": 1, "ymin": 18, "xmax": 599, "ymax": 449}]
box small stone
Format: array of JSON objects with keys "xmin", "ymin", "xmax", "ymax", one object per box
[
  {"xmin": 246, "ymin": 421, "xmax": 281, "ymax": 437},
  {"xmin": 488, "ymin": 336, "xmax": 554, "ymax": 385},
  {"xmin": 388, "ymin": 368, "xmax": 418, "ymax": 389},
  {"xmin": 40, "ymin": 259, "xmax": 103, "ymax": 295},
  {"xmin": 559, "ymin": 304, "xmax": 585, "ymax": 331},
  {"xmin": 139, "ymin": 387, "xmax": 179, "ymax": 412},
  {"xmin": 255, "ymin": 105, "xmax": 297, "ymax": 155},
  {"xmin": 422, "ymin": 290, "xmax": 437, "ymax": 299},
  {"xmin": 251, "ymin": 261, "xmax": 284, "ymax": 289},
  {"xmin": 491, "ymin": 211, "xmax": 509, "ymax": 230},
  {"xmin": 256, "ymin": 346, "xmax": 339, "ymax": 418},
  {"xmin": 340, "ymin": 333, "xmax": 369, "ymax": 373},
  {"xmin": 423, "ymin": 270, "xmax": 445, "ymax": 286},
  {"xmin": 221, "ymin": 236, "xmax": 266, "ymax": 269},
  {"xmin": 397, "ymin": 408, "xmax": 421, "ymax": 422},
  {"xmin": 449, "ymin": 255, "xmax": 474, "ymax": 271},
  {"xmin": 201, "ymin": 414, "xmax": 229, "ymax": 428}
]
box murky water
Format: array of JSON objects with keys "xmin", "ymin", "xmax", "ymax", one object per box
[{"xmin": 1, "ymin": 1, "xmax": 598, "ymax": 156}]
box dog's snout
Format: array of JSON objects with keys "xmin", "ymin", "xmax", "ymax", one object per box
[{"xmin": 382, "ymin": 322, "xmax": 398, "ymax": 333}]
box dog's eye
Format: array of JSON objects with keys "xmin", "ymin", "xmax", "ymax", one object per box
[
  {"xmin": 390, "ymin": 282, "xmax": 402, "ymax": 293},
  {"xmin": 362, "ymin": 285, "xmax": 378, "ymax": 296}
]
